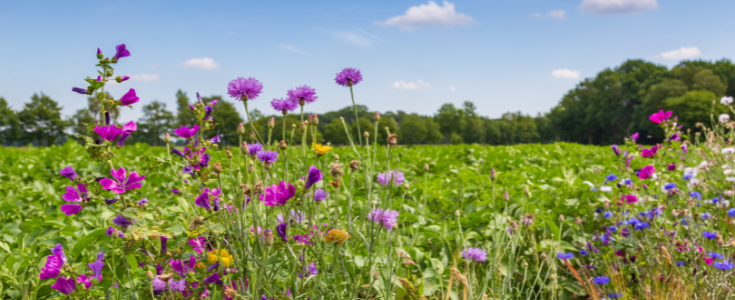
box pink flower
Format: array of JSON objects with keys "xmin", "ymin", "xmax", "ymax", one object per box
[
  {"xmin": 120, "ymin": 89, "xmax": 139, "ymax": 106},
  {"xmin": 639, "ymin": 165, "xmax": 655, "ymax": 180},
  {"xmin": 649, "ymin": 110, "xmax": 673, "ymax": 124},
  {"xmin": 259, "ymin": 181, "xmax": 295, "ymax": 207},
  {"xmin": 641, "ymin": 145, "xmax": 660, "ymax": 157},
  {"xmin": 60, "ymin": 184, "xmax": 89, "ymax": 215},
  {"xmin": 624, "ymin": 194, "xmax": 638, "ymax": 204},
  {"xmin": 99, "ymin": 167, "xmax": 145, "ymax": 194},
  {"xmin": 174, "ymin": 125, "xmax": 200, "ymax": 139}
]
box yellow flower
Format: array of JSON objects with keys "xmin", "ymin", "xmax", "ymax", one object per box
[
  {"xmin": 325, "ymin": 229, "xmax": 351, "ymax": 245},
  {"xmin": 312, "ymin": 142, "xmax": 333, "ymax": 156},
  {"xmin": 195, "ymin": 262, "xmax": 206, "ymax": 269},
  {"xmin": 207, "ymin": 249, "xmax": 234, "ymax": 267}
]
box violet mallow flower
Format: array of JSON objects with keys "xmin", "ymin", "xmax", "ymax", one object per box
[
  {"xmin": 227, "ymin": 77, "xmax": 263, "ymax": 101},
  {"xmin": 462, "ymin": 247, "xmax": 488, "ymax": 262},
  {"xmin": 189, "ymin": 236, "xmax": 207, "ymax": 254},
  {"xmin": 170, "ymin": 256, "xmax": 196, "ymax": 275},
  {"xmin": 260, "ymin": 181, "xmax": 296, "ymax": 207},
  {"xmin": 72, "ymin": 87, "xmax": 88, "ymax": 95},
  {"xmin": 100, "ymin": 167, "xmax": 145, "ymax": 193},
  {"xmin": 638, "ymin": 165, "xmax": 655, "ymax": 180},
  {"xmin": 287, "ymin": 85, "xmax": 318, "ymax": 105},
  {"xmin": 120, "ymin": 88, "xmax": 139, "ymax": 106},
  {"xmin": 113, "ymin": 215, "xmax": 131, "ymax": 228},
  {"xmin": 377, "ymin": 170, "xmax": 405, "ymax": 186},
  {"xmin": 113, "ymin": 44, "xmax": 130, "ymax": 61},
  {"xmin": 51, "ymin": 277, "xmax": 76, "ymax": 295},
  {"xmin": 40, "ymin": 254, "xmax": 63, "ymax": 280},
  {"xmin": 271, "ymin": 98, "xmax": 298, "ymax": 113},
  {"xmin": 611, "ymin": 145, "xmax": 621, "ymax": 156},
  {"xmin": 174, "ymin": 125, "xmax": 200, "ymax": 139},
  {"xmin": 94, "ymin": 124, "xmax": 123, "ymax": 141},
  {"xmin": 304, "ymin": 165, "xmax": 323, "ymax": 189},
  {"xmin": 649, "ymin": 110, "xmax": 673, "ymax": 124},
  {"xmin": 630, "ymin": 132, "xmax": 639, "ymax": 142},
  {"xmin": 203, "ymin": 272, "xmax": 222, "ymax": 285},
  {"xmin": 61, "ymin": 183, "xmax": 89, "ymax": 215},
  {"xmin": 641, "ymin": 145, "xmax": 659, "ymax": 157},
  {"xmin": 335, "ymin": 68, "xmax": 363, "ymax": 87},
  {"xmin": 195, "ymin": 188, "xmax": 220, "ymax": 210},
  {"xmin": 276, "ymin": 222, "xmax": 288, "ymax": 242},
  {"xmin": 368, "ymin": 208, "xmax": 399, "ymax": 230},
  {"xmin": 60, "ymin": 167, "xmax": 77, "ymax": 181}
]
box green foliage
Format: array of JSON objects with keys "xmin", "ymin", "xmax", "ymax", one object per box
[
  {"xmin": 0, "ymin": 98, "xmax": 21, "ymax": 145},
  {"xmin": 137, "ymin": 100, "xmax": 176, "ymax": 146},
  {"xmin": 18, "ymin": 93, "xmax": 67, "ymax": 146}
]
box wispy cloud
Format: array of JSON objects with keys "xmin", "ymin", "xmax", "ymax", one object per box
[
  {"xmin": 179, "ymin": 57, "xmax": 221, "ymax": 70},
  {"xmin": 393, "ymin": 79, "xmax": 431, "ymax": 90},
  {"xmin": 531, "ymin": 10, "xmax": 566, "ymax": 20},
  {"xmin": 656, "ymin": 47, "xmax": 701, "ymax": 60},
  {"xmin": 279, "ymin": 44, "xmax": 305, "ymax": 54},
  {"xmin": 357, "ymin": 28, "xmax": 390, "ymax": 45},
  {"xmin": 580, "ymin": 0, "xmax": 658, "ymax": 14},
  {"xmin": 331, "ymin": 31, "xmax": 372, "ymax": 47},
  {"xmin": 375, "ymin": 1, "xmax": 475, "ymax": 31},
  {"xmin": 449, "ymin": 86, "xmax": 456, "ymax": 91},
  {"xmin": 551, "ymin": 69, "xmax": 580, "ymax": 79}
]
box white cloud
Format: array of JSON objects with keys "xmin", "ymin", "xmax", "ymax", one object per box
[
  {"xmin": 376, "ymin": 1, "xmax": 475, "ymax": 31},
  {"xmin": 551, "ymin": 69, "xmax": 581, "ymax": 79},
  {"xmin": 279, "ymin": 44, "xmax": 305, "ymax": 53},
  {"xmin": 580, "ymin": 0, "xmax": 658, "ymax": 14},
  {"xmin": 657, "ymin": 47, "xmax": 701, "ymax": 60},
  {"xmin": 393, "ymin": 79, "xmax": 431, "ymax": 90},
  {"xmin": 129, "ymin": 73, "xmax": 160, "ymax": 81},
  {"xmin": 531, "ymin": 10, "xmax": 566, "ymax": 20},
  {"xmin": 179, "ymin": 57, "xmax": 221, "ymax": 70},
  {"xmin": 449, "ymin": 86, "xmax": 456, "ymax": 91},
  {"xmin": 331, "ymin": 31, "xmax": 372, "ymax": 47}
]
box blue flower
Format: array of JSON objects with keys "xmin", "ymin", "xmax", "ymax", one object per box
[
  {"xmin": 702, "ymin": 212, "xmax": 712, "ymax": 220},
  {"xmin": 593, "ymin": 276, "xmax": 610, "ymax": 285},
  {"xmin": 664, "ymin": 183, "xmax": 676, "ymax": 190},
  {"xmin": 634, "ymin": 222, "xmax": 650, "ymax": 231},
  {"xmin": 603, "ymin": 211, "xmax": 613, "ymax": 218},
  {"xmin": 579, "ymin": 249, "xmax": 588, "ymax": 256},
  {"xmin": 624, "ymin": 178, "xmax": 632, "ymax": 186},
  {"xmin": 608, "ymin": 293, "xmax": 623, "ymax": 299},
  {"xmin": 728, "ymin": 208, "xmax": 735, "ymax": 217},
  {"xmin": 712, "ymin": 197, "xmax": 720, "ymax": 204},
  {"xmin": 690, "ymin": 191, "xmax": 702, "ymax": 200},
  {"xmin": 703, "ymin": 231, "xmax": 717, "ymax": 239},
  {"xmin": 713, "ymin": 261, "xmax": 734, "ymax": 271},
  {"xmin": 683, "ymin": 173, "xmax": 693, "ymax": 180},
  {"xmin": 609, "ymin": 226, "xmax": 618, "ymax": 232},
  {"xmin": 676, "ymin": 261, "xmax": 685, "ymax": 267},
  {"xmin": 557, "ymin": 252, "xmax": 574, "ymax": 260},
  {"xmin": 628, "ymin": 217, "xmax": 640, "ymax": 225},
  {"xmin": 606, "ymin": 174, "xmax": 618, "ymax": 181},
  {"xmin": 708, "ymin": 252, "xmax": 724, "ymax": 260}
]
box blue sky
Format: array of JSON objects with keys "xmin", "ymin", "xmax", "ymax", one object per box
[{"xmin": 1, "ymin": 0, "xmax": 734, "ymax": 121}]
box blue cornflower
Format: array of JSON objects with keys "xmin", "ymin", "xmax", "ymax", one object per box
[
  {"xmin": 634, "ymin": 222, "xmax": 650, "ymax": 231},
  {"xmin": 708, "ymin": 252, "xmax": 724, "ymax": 260},
  {"xmin": 703, "ymin": 231, "xmax": 717, "ymax": 239},
  {"xmin": 606, "ymin": 174, "xmax": 618, "ymax": 181},
  {"xmin": 580, "ymin": 249, "xmax": 588, "ymax": 256},
  {"xmin": 593, "ymin": 276, "xmax": 610, "ymax": 285},
  {"xmin": 557, "ymin": 252, "xmax": 574, "ymax": 260},
  {"xmin": 603, "ymin": 211, "xmax": 613, "ymax": 218},
  {"xmin": 608, "ymin": 293, "xmax": 623, "ymax": 299},
  {"xmin": 664, "ymin": 183, "xmax": 676, "ymax": 190},
  {"xmin": 676, "ymin": 261, "xmax": 685, "ymax": 267},
  {"xmin": 702, "ymin": 212, "xmax": 712, "ymax": 220},
  {"xmin": 690, "ymin": 191, "xmax": 702, "ymax": 200},
  {"xmin": 712, "ymin": 197, "xmax": 720, "ymax": 204},
  {"xmin": 728, "ymin": 208, "xmax": 735, "ymax": 217},
  {"xmin": 713, "ymin": 261, "xmax": 734, "ymax": 271},
  {"xmin": 628, "ymin": 217, "xmax": 640, "ymax": 225},
  {"xmin": 624, "ymin": 178, "xmax": 632, "ymax": 186},
  {"xmin": 609, "ymin": 226, "xmax": 618, "ymax": 232}
]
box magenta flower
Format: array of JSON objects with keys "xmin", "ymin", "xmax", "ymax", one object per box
[
  {"xmin": 39, "ymin": 254, "xmax": 63, "ymax": 280},
  {"xmin": 227, "ymin": 77, "xmax": 263, "ymax": 101},
  {"xmin": 668, "ymin": 163, "xmax": 677, "ymax": 171},
  {"xmin": 119, "ymin": 76, "xmax": 130, "ymax": 82},
  {"xmin": 368, "ymin": 208, "xmax": 399, "ymax": 230},
  {"xmin": 630, "ymin": 132, "xmax": 639, "ymax": 142},
  {"xmin": 120, "ymin": 88, "xmax": 139, "ymax": 106},
  {"xmin": 624, "ymin": 194, "xmax": 638, "ymax": 203},
  {"xmin": 189, "ymin": 236, "xmax": 207, "ymax": 254},
  {"xmin": 72, "ymin": 87, "xmax": 88, "ymax": 95},
  {"xmin": 195, "ymin": 188, "xmax": 220, "ymax": 210},
  {"xmin": 123, "ymin": 121, "xmax": 137, "ymax": 132},
  {"xmin": 174, "ymin": 125, "xmax": 200, "ymax": 139},
  {"xmin": 209, "ymin": 136, "xmax": 220, "ymax": 144},
  {"xmin": 641, "ymin": 145, "xmax": 660, "ymax": 157},
  {"xmin": 462, "ymin": 247, "xmax": 488, "ymax": 262},
  {"xmin": 287, "ymin": 85, "xmax": 318, "ymax": 104},
  {"xmin": 113, "ymin": 44, "xmax": 130, "ymax": 61},
  {"xmin": 639, "ymin": 165, "xmax": 655, "ymax": 180},
  {"xmin": 377, "ymin": 170, "xmax": 405, "ymax": 186},
  {"xmin": 60, "ymin": 167, "xmax": 77, "ymax": 181},
  {"xmin": 247, "ymin": 142, "xmax": 263, "ymax": 156},
  {"xmin": 61, "ymin": 183, "xmax": 89, "ymax": 215},
  {"xmin": 681, "ymin": 144, "xmax": 688, "ymax": 153},
  {"xmin": 271, "ymin": 98, "xmax": 298, "ymax": 112},
  {"xmin": 88, "ymin": 252, "xmax": 104, "ymax": 281},
  {"xmin": 260, "ymin": 181, "xmax": 296, "ymax": 207},
  {"xmin": 649, "ymin": 110, "xmax": 673, "ymax": 124},
  {"xmin": 335, "ymin": 68, "xmax": 363, "ymax": 87},
  {"xmin": 304, "ymin": 165, "xmax": 323, "ymax": 189},
  {"xmin": 170, "ymin": 256, "xmax": 196, "ymax": 275},
  {"xmin": 51, "ymin": 277, "xmax": 76, "ymax": 295},
  {"xmin": 94, "ymin": 124, "xmax": 123, "ymax": 141},
  {"xmin": 118, "ymin": 131, "xmax": 131, "ymax": 147},
  {"xmin": 99, "ymin": 167, "xmax": 145, "ymax": 194}
]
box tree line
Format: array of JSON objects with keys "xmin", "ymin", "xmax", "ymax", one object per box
[{"xmin": 1, "ymin": 58, "xmax": 733, "ymax": 147}]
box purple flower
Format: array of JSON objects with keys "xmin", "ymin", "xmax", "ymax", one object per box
[
  {"xmin": 276, "ymin": 222, "xmax": 288, "ymax": 242},
  {"xmin": 51, "ymin": 277, "xmax": 76, "ymax": 295},
  {"xmin": 59, "ymin": 167, "xmax": 78, "ymax": 182},
  {"xmin": 118, "ymin": 131, "xmax": 131, "ymax": 147},
  {"xmin": 227, "ymin": 77, "xmax": 263, "ymax": 101},
  {"xmin": 94, "ymin": 124, "xmax": 123, "ymax": 141},
  {"xmin": 313, "ymin": 188, "xmax": 328, "ymax": 202},
  {"xmin": 377, "ymin": 170, "xmax": 405, "ymax": 186},
  {"xmin": 61, "ymin": 184, "xmax": 88, "ymax": 215},
  {"xmin": 335, "ymin": 68, "xmax": 363, "ymax": 87},
  {"xmin": 120, "ymin": 88, "xmax": 139, "ymax": 106},
  {"xmin": 122, "ymin": 120, "xmax": 137, "ymax": 132},
  {"xmin": 631, "ymin": 132, "xmax": 639, "ymax": 142},
  {"xmin": 195, "ymin": 188, "xmax": 220, "ymax": 210},
  {"xmin": 209, "ymin": 135, "xmax": 220, "ymax": 144},
  {"xmin": 203, "ymin": 272, "xmax": 222, "ymax": 285},
  {"xmin": 368, "ymin": 208, "xmax": 399, "ymax": 230},
  {"xmin": 714, "ymin": 261, "xmax": 734, "ymax": 271},
  {"xmin": 119, "ymin": 76, "xmax": 130, "ymax": 82},
  {"xmin": 113, "ymin": 44, "xmax": 130, "ymax": 61},
  {"xmin": 106, "ymin": 227, "xmax": 124, "ymax": 239},
  {"xmin": 638, "ymin": 165, "xmax": 655, "ymax": 180},
  {"xmin": 271, "ymin": 98, "xmax": 298, "ymax": 112},
  {"xmin": 462, "ymin": 247, "xmax": 488, "ymax": 262},
  {"xmin": 287, "ymin": 85, "xmax": 318, "ymax": 104},
  {"xmin": 593, "ymin": 276, "xmax": 610, "ymax": 285},
  {"xmin": 174, "ymin": 125, "xmax": 200, "ymax": 139},
  {"xmin": 152, "ymin": 276, "xmax": 167, "ymax": 292},
  {"xmin": 259, "ymin": 181, "xmax": 296, "ymax": 207},
  {"xmin": 100, "ymin": 167, "xmax": 145, "ymax": 194},
  {"xmin": 160, "ymin": 236, "xmax": 168, "ymax": 255},
  {"xmin": 189, "ymin": 236, "xmax": 207, "ymax": 254},
  {"xmin": 170, "ymin": 256, "xmax": 196, "ymax": 275},
  {"xmin": 611, "ymin": 144, "xmax": 621, "ymax": 156},
  {"xmin": 204, "ymin": 105, "xmax": 213, "ymax": 120},
  {"xmin": 703, "ymin": 231, "xmax": 717, "ymax": 239},
  {"xmin": 39, "ymin": 254, "xmax": 62, "ymax": 280},
  {"xmin": 113, "ymin": 215, "xmax": 131, "ymax": 228},
  {"xmin": 200, "ymin": 153, "xmax": 210, "ymax": 167},
  {"xmin": 88, "ymin": 252, "xmax": 104, "ymax": 281},
  {"xmin": 168, "ymin": 278, "xmax": 188, "ymax": 292},
  {"xmin": 247, "ymin": 143, "xmax": 263, "ymax": 155},
  {"xmin": 171, "ymin": 148, "xmax": 185, "ymax": 157},
  {"xmin": 305, "ymin": 165, "xmax": 323, "ymax": 189},
  {"xmin": 257, "ymin": 150, "xmax": 279, "ymax": 164},
  {"xmin": 557, "ymin": 252, "xmax": 574, "ymax": 260},
  {"xmin": 72, "ymin": 87, "xmax": 88, "ymax": 95},
  {"xmin": 50, "ymin": 244, "xmax": 67, "ymax": 263}
]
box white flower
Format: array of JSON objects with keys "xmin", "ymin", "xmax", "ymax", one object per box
[
  {"xmin": 724, "ymin": 147, "xmax": 735, "ymax": 155},
  {"xmin": 725, "ymin": 190, "xmax": 734, "ymax": 196},
  {"xmin": 720, "ymin": 114, "xmax": 731, "ymax": 123},
  {"xmin": 725, "ymin": 169, "xmax": 733, "ymax": 175},
  {"xmin": 723, "ymin": 200, "xmax": 731, "ymax": 207},
  {"xmin": 600, "ymin": 186, "xmax": 612, "ymax": 192},
  {"xmin": 721, "ymin": 96, "xmax": 734, "ymax": 105},
  {"xmin": 726, "ymin": 177, "xmax": 735, "ymax": 182}
]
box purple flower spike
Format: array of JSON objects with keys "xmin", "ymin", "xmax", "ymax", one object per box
[
  {"xmin": 368, "ymin": 208, "xmax": 399, "ymax": 230},
  {"xmin": 462, "ymin": 247, "xmax": 488, "ymax": 262},
  {"xmin": 174, "ymin": 125, "xmax": 200, "ymax": 139},
  {"xmin": 276, "ymin": 222, "xmax": 288, "ymax": 242},
  {"xmin": 60, "ymin": 167, "xmax": 77, "ymax": 181},
  {"xmin": 259, "ymin": 181, "xmax": 296, "ymax": 207},
  {"xmin": 203, "ymin": 272, "xmax": 222, "ymax": 285},
  {"xmin": 271, "ymin": 98, "xmax": 298, "ymax": 112},
  {"xmin": 335, "ymin": 68, "xmax": 363, "ymax": 87},
  {"xmin": 287, "ymin": 86, "xmax": 318, "ymax": 104},
  {"xmin": 160, "ymin": 236, "xmax": 168, "ymax": 255},
  {"xmin": 94, "ymin": 124, "xmax": 123, "ymax": 142},
  {"xmin": 120, "ymin": 88, "xmax": 139, "ymax": 106},
  {"xmin": 72, "ymin": 87, "xmax": 88, "ymax": 95},
  {"xmin": 227, "ymin": 77, "xmax": 263, "ymax": 101},
  {"xmin": 113, "ymin": 44, "xmax": 130, "ymax": 61},
  {"xmin": 305, "ymin": 165, "xmax": 322, "ymax": 189},
  {"xmin": 51, "ymin": 277, "xmax": 76, "ymax": 295},
  {"xmin": 257, "ymin": 150, "xmax": 279, "ymax": 164},
  {"xmin": 100, "ymin": 167, "xmax": 145, "ymax": 194}
]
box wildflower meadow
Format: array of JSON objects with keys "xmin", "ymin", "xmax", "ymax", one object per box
[{"xmin": 2, "ymin": 44, "xmax": 735, "ymax": 300}]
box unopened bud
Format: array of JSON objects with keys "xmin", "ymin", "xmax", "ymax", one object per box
[
  {"xmin": 96, "ymin": 49, "xmax": 104, "ymax": 59},
  {"xmin": 225, "ymin": 150, "xmax": 233, "ymax": 158},
  {"xmin": 490, "ymin": 168, "xmax": 496, "ymax": 181},
  {"xmin": 504, "ymin": 191, "xmax": 509, "ymax": 201},
  {"xmin": 237, "ymin": 123, "xmax": 245, "ymax": 135},
  {"xmin": 106, "ymin": 69, "xmax": 113, "ymax": 76},
  {"xmin": 559, "ymin": 214, "xmax": 565, "ymax": 222},
  {"xmin": 241, "ymin": 142, "xmax": 249, "ymax": 155},
  {"xmin": 330, "ymin": 162, "xmax": 344, "ymax": 178},
  {"xmin": 90, "ymin": 277, "xmax": 99, "ymax": 285},
  {"xmin": 213, "ymin": 162, "xmax": 223, "ymax": 173},
  {"xmin": 110, "ymin": 57, "xmax": 117, "ymax": 64},
  {"xmin": 364, "ymin": 131, "xmax": 370, "ymax": 139},
  {"xmin": 249, "ymin": 131, "xmax": 256, "ymax": 142},
  {"xmin": 278, "ymin": 140, "xmax": 288, "ymax": 151},
  {"xmin": 455, "ymin": 210, "xmax": 460, "ymax": 217},
  {"xmin": 350, "ymin": 160, "xmax": 360, "ymax": 171},
  {"xmin": 312, "ymin": 114, "xmax": 319, "ymax": 125},
  {"xmin": 146, "ymin": 271, "xmax": 154, "ymax": 281},
  {"xmin": 164, "ymin": 133, "xmax": 171, "ymax": 144},
  {"xmin": 268, "ymin": 117, "xmax": 275, "ymax": 129},
  {"xmin": 523, "ymin": 186, "xmax": 531, "ymax": 197},
  {"xmin": 374, "ymin": 112, "xmax": 381, "ymax": 122},
  {"xmin": 424, "ymin": 164, "xmax": 430, "ymax": 172},
  {"xmin": 300, "ymin": 123, "xmax": 307, "ymax": 133}
]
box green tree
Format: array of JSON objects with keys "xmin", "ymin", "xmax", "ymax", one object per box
[
  {"xmin": 202, "ymin": 96, "xmax": 244, "ymax": 147},
  {"xmin": 69, "ymin": 108, "xmax": 96, "ymax": 143},
  {"xmin": 423, "ymin": 117, "xmax": 443, "ymax": 144},
  {"xmin": 176, "ymin": 90, "xmax": 197, "ymax": 127},
  {"xmin": 18, "ymin": 93, "xmax": 67, "ymax": 146},
  {"xmin": 0, "ymin": 98, "xmax": 21, "ymax": 145},
  {"xmin": 435, "ymin": 103, "xmax": 465, "ymax": 143},
  {"xmin": 692, "ymin": 69, "xmax": 727, "ymax": 96},
  {"xmin": 663, "ymin": 90, "xmax": 726, "ymax": 131},
  {"xmin": 399, "ymin": 113, "xmax": 427, "ymax": 145},
  {"xmin": 137, "ymin": 100, "xmax": 176, "ymax": 146}
]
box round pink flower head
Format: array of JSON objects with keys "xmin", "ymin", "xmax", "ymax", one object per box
[
  {"xmin": 287, "ymin": 85, "xmax": 318, "ymax": 105},
  {"xmin": 228, "ymin": 77, "xmax": 263, "ymax": 101},
  {"xmin": 335, "ymin": 68, "xmax": 363, "ymax": 87}
]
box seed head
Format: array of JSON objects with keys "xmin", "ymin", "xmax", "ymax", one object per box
[
  {"xmin": 387, "ymin": 133, "xmax": 398, "ymax": 146},
  {"xmin": 350, "ymin": 160, "xmax": 360, "ymax": 171},
  {"xmin": 213, "ymin": 162, "xmax": 223, "ymax": 173},
  {"xmin": 278, "ymin": 140, "xmax": 288, "ymax": 151}
]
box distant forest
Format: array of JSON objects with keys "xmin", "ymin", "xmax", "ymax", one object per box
[{"xmin": 1, "ymin": 59, "xmax": 733, "ymax": 147}]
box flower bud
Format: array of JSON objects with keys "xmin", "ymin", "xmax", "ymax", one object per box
[
  {"xmin": 225, "ymin": 150, "xmax": 233, "ymax": 158},
  {"xmin": 330, "ymin": 162, "xmax": 344, "ymax": 178},
  {"xmin": 364, "ymin": 131, "xmax": 370, "ymax": 139},
  {"xmin": 312, "ymin": 114, "xmax": 319, "ymax": 125},
  {"xmin": 268, "ymin": 117, "xmax": 275, "ymax": 129},
  {"xmin": 300, "ymin": 123, "xmax": 307, "ymax": 133},
  {"xmin": 387, "ymin": 133, "xmax": 398, "ymax": 146},
  {"xmin": 374, "ymin": 112, "xmax": 381, "ymax": 122},
  {"xmin": 237, "ymin": 123, "xmax": 245, "ymax": 135},
  {"xmin": 490, "ymin": 168, "xmax": 496, "ymax": 181},
  {"xmin": 164, "ymin": 133, "xmax": 171, "ymax": 144},
  {"xmin": 424, "ymin": 163, "xmax": 430, "ymax": 172},
  {"xmin": 110, "ymin": 57, "xmax": 117, "ymax": 64},
  {"xmin": 523, "ymin": 187, "xmax": 531, "ymax": 197},
  {"xmin": 106, "ymin": 69, "xmax": 113, "ymax": 77},
  {"xmin": 224, "ymin": 286, "xmax": 237, "ymax": 298},
  {"xmin": 333, "ymin": 154, "xmax": 339, "ymax": 161},
  {"xmin": 241, "ymin": 142, "xmax": 249, "ymax": 155},
  {"xmin": 146, "ymin": 271, "xmax": 154, "ymax": 281},
  {"xmin": 249, "ymin": 131, "xmax": 256, "ymax": 142},
  {"xmin": 455, "ymin": 210, "xmax": 460, "ymax": 218},
  {"xmin": 350, "ymin": 160, "xmax": 360, "ymax": 171},
  {"xmin": 504, "ymin": 191, "xmax": 509, "ymax": 201},
  {"xmin": 90, "ymin": 277, "xmax": 99, "ymax": 285},
  {"xmin": 213, "ymin": 162, "xmax": 223, "ymax": 174},
  {"xmin": 559, "ymin": 214, "xmax": 565, "ymax": 222},
  {"xmin": 96, "ymin": 48, "xmax": 103, "ymax": 59},
  {"xmin": 278, "ymin": 140, "xmax": 288, "ymax": 151}
]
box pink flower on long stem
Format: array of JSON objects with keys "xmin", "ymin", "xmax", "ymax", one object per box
[
  {"xmin": 99, "ymin": 167, "xmax": 145, "ymax": 194},
  {"xmin": 260, "ymin": 181, "xmax": 295, "ymax": 207},
  {"xmin": 120, "ymin": 89, "xmax": 139, "ymax": 106},
  {"xmin": 641, "ymin": 145, "xmax": 660, "ymax": 157},
  {"xmin": 649, "ymin": 110, "xmax": 673, "ymax": 124},
  {"xmin": 638, "ymin": 165, "xmax": 655, "ymax": 180},
  {"xmin": 174, "ymin": 125, "xmax": 200, "ymax": 139},
  {"xmin": 60, "ymin": 183, "xmax": 89, "ymax": 215}
]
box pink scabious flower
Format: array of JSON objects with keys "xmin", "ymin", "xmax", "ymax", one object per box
[
  {"xmin": 287, "ymin": 85, "xmax": 318, "ymax": 104},
  {"xmin": 227, "ymin": 77, "xmax": 263, "ymax": 101},
  {"xmin": 174, "ymin": 125, "xmax": 200, "ymax": 139},
  {"xmin": 120, "ymin": 88, "xmax": 139, "ymax": 106},
  {"xmin": 335, "ymin": 68, "xmax": 363, "ymax": 87},
  {"xmin": 641, "ymin": 145, "xmax": 660, "ymax": 157},
  {"xmin": 60, "ymin": 183, "xmax": 89, "ymax": 215},
  {"xmin": 94, "ymin": 124, "xmax": 123, "ymax": 141},
  {"xmin": 649, "ymin": 110, "xmax": 673, "ymax": 124},
  {"xmin": 99, "ymin": 167, "xmax": 145, "ymax": 194},
  {"xmin": 271, "ymin": 98, "xmax": 298, "ymax": 112},
  {"xmin": 638, "ymin": 165, "xmax": 655, "ymax": 180},
  {"xmin": 377, "ymin": 170, "xmax": 405, "ymax": 186},
  {"xmin": 368, "ymin": 208, "xmax": 399, "ymax": 230},
  {"xmin": 260, "ymin": 181, "xmax": 296, "ymax": 207},
  {"xmin": 462, "ymin": 247, "xmax": 488, "ymax": 262},
  {"xmin": 113, "ymin": 44, "xmax": 131, "ymax": 61}
]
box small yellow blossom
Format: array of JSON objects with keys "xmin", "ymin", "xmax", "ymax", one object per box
[
  {"xmin": 195, "ymin": 262, "xmax": 206, "ymax": 269},
  {"xmin": 207, "ymin": 249, "xmax": 234, "ymax": 267},
  {"xmin": 325, "ymin": 228, "xmax": 351, "ymax": 245},
  {"xmin": 312, "ymin": 143, "xmax": 333, "ymax": 156}
]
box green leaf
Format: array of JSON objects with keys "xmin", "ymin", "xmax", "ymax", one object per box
[
  {"xmin": 0, "ymin": 241, "xmax": 11, "ymax": 254},
  {"xmin": 71, "ymin": 229, "xmax": 107, "ymax": 258},
  {"xmin": 127, "ymin": 254, "xmax": 139, "ymax": 271}
]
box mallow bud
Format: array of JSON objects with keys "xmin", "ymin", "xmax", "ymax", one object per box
[
  {"xmin": 164, "ymin": 133, "xmax": 171, "ymax": 144},
  {"xmin": 96, "ymin": 48, "xmax": 103, "ymax": 59}
]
